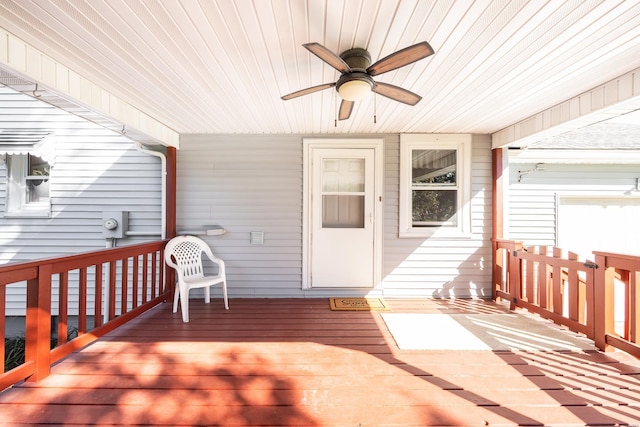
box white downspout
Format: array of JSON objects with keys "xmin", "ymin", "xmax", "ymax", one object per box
[{"xmin": 134, "ymin": 142, "xmax": 167, "ymax": 240}]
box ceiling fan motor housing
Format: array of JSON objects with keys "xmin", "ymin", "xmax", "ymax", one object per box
[{"xmin": 340, "ymin": 48, "xmax": 371, "ymax": 70}]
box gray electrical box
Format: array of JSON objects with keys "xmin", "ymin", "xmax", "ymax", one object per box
[{"xmin": 102, "ymin": 211, "xmax": 129, "ymax": 238}]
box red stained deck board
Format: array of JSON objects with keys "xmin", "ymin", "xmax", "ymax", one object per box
[
  {"xmin": 2, "ymin": 402, "xmax": 640, "ymax": 426},
  {"xmin": 2, "ymin": 298, "xmax": 640, "ymax": 426}
]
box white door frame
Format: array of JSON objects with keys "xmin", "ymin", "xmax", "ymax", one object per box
[{"xmin": 302, "ymin": 138, "xmax": 384, "ymax": 290}]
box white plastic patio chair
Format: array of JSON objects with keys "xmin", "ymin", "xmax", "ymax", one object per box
[{"xmin": 164, "ymin": 235, "xmax": 229, "ymax": 322}]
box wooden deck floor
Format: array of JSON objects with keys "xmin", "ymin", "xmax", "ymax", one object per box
[{"xmin": 1, "ymin": 298, "xmax": 640, "ymax": 426}]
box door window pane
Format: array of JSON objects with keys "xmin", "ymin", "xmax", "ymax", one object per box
[
  {"xmin": 323, "ymin": 195, "xmax": 364, "ymax": 228},
  {"xmin": 322, "ymin": 159, "xmax": 364, "ymax": 192},
  {"xmin": 322, "ymin": 158, "xmax": 365, "ymax": 228}
]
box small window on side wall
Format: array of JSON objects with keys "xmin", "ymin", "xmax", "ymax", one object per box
[
  {"xmin": 399, "ymin": 134, "xmax": 471, "ymax": 238},
  {"xmin": 6, "ymin": 154, "xmax": 51, "ymax": 217}
]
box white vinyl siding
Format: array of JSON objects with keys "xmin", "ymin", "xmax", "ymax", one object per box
[
  {"xmin": 176, "ymin": 135, "xmax": 303, "ymax": 297},
  {"xmin": 507, "ymin": 162, "xmax": 640, "ymax": 248},
  {"xmin": 0, "ymin": 87, "xmax": 163, "ymax": 316},
  {"xmin": 177, "ymin": 134, "xmax": 493, "ymax": 299}
]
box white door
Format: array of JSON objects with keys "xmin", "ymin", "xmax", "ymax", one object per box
[{"xmin": 310, "ymin": 148, "xmax": 375, "ymax": 288}]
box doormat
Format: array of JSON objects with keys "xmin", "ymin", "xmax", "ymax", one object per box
[{"xmin": 329, "ymin": 297, "xmax": 390, "ymax": 311}]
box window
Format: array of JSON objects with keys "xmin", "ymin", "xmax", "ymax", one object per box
[
  {"xmin": 6, "ymin": 153, "xmax": 51, "ymax": 217},
  {"xmin": 399, "ymin": 134, "xmax": 471, "ymax": 237}
]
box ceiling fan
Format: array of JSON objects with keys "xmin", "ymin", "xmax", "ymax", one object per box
[{"xmin": 281, "ymin": 41, "xmax": 434, "ymax": 120}]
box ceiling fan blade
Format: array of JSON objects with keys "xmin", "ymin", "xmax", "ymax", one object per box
[
  {"xmin": 372, "ymin": 82, "xmax": 422, "ymax": 105},
  {"xmin": 338, "ymin": 99, "xmax": 354, "ymax": 120},
  {"xmin": 303, "ymin": 42, "xmax": 351, "ymax": 73},
  {"xmin": 281, "ymin": 83, "xmax": 336, "ymax": 100},
  {"xmin": 367, "ymin": 42, "xmax": 434, "ymax": 76}
]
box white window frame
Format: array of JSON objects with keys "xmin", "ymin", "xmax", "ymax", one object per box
[
  {"xmin": 399, "ymin": 134, "xmax": 472, "ymax": 238},
  {"xmin": 5, "ymin": 153, "xmax": 51, "ymax": 217}
]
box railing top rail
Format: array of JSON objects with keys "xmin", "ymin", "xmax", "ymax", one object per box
[
  {"xmin": 492, "ymin": 238, "xmax": 524, "ymax": 250},
  {"xmin": 0, "ymin": 240, "xmax": 169, "ymax": 285},
  {"xmin": 593, "ymin": 251, "xmax": 640, "ymax": 271},
  {"xmin": 515, "ymin": 249, "xmax": 594, "ymax": 270},
  {"xmin": 592, "ymin": 250, "xmax": 640, "ymax": 260}
]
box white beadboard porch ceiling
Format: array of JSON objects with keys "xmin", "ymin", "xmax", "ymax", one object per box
[{"xmin": 0, "ymin": 0, "xmax": 639, "ymax": 137}]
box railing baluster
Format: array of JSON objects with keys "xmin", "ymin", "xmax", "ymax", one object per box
[
  {"xmin": 132, "ymin": 255, "xmax": 139, "ymax": 308},
  {"xmin": 585, "ymin": 263, "xmax": 596, "ymax": 339},
  {"xmin": 0, "ymin": 284, "xmax": 5, "ymax": 374},
  {"xmin": 160, "ymin": 251, "xmax": 166, "ymax": 296},
  {"xmin": 594, "ymin": 254, "xmax": 617, "ymax": 352},
  {"xmin": 619, "ymin": 269, "xmax": 631, "ymax": 339},
  {"xmin": 142, "ymin": 253, "xmax": 149, "ymax": 304},
  {"xmin": 109, "ymin": 261, "xmax": 117, "ymax": 320},
  {"xmin": 552, "ymin": 247, "xmax": 562, "ymax": 315},
  {"xmin": 151, "ymin": 254, "xmax": 157, "ymax": 299},
  {"xmin": 631, "ymin": 271, "xmax": 638, "ymax": 343},
  {"xmin": 79, "ymin": 267, "xmax": 87, "ymax": 334},
  {"xmin": 121, "ymin": 258, "xmax": 129, "ymax": 315},
  {"xmin": 58, "ymin": 272, "xmax": 69, "ymax": 346},
  {"xmin": 94, "ymin": 263, "xmax": 103, "ymax": 328}
]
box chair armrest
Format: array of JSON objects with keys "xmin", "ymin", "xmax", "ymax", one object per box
[{"xmin": 204, "ymin": 252, "xmax": 225, "ymax": 269}]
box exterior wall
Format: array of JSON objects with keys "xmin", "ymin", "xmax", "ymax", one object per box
[
  {"xmin": 176, "ymin": 135, "xmax": 303, "ymax": 297},
  {"xmin": 178, "ymin": 134, "xmax": 493, "ymax": 299},
  {"xmin": 0, "ymin": 87, "xmax": 164, "ymax": 315},
  {"xmin": 506, "ymin": 160, "xmax": 640, "ymax": 248},
  {"xmin": 381, "ymin": 134, "xmax": 493, "ymax": 298}
]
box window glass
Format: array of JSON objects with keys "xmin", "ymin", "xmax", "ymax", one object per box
[
  {"xmin": 6, "ymin": 154, "xmax": 51, "ymax": 216},
  {"xmin": 412, "ymin": 189, "xmax": 457, "ymax": 225},
  {"xmin": 411, "ymin": 149, "xmax": 456, "ymax": 186},
  {"xmin": 322, "ymin": 158, "xmax": 365, "ymax": 228},
  {"xmin": 411, "ymin": 149, "xmax": 458, "ymax": 227},
  {"xmin": 26, "ymin": 155, "xmax": 50, "ymax": 204}
]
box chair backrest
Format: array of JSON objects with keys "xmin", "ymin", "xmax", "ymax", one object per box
[{"xmin": 164, "ymin": 235, "xmax": 213, "ymax": 280}]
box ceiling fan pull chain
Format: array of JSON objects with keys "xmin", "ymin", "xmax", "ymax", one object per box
[
  {"xmin": 334, "ymin": 90, "xmax": 338, "ymax": 127},
  {"xmin": 373, "ymin": 93, "xmax": 377, "ymax": 124}
]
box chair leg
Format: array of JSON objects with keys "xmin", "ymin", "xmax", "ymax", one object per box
[
  {"xmin": 179, "ymin": 286, "xmax": 190, "ymax": 322},
  {"xmin": 204, "ymin": 286, "xmax": 211, "ymax": 304},
  {"xmin": 222, "ymin": 281, "xmax": 229, "ymax": 310},
  {"xmin": 173, "ymin": 285, "xmax": 180, "ymax": 313}
]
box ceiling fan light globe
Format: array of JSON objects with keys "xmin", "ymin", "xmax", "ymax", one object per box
[{"xmin": 337, "ymin": 79, "xmax": 372, "ymax": 101}]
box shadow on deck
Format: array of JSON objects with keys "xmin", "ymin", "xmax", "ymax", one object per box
[{"xmin": 1, "ymin": 298, "xmax": 639, "ymax": 426}]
